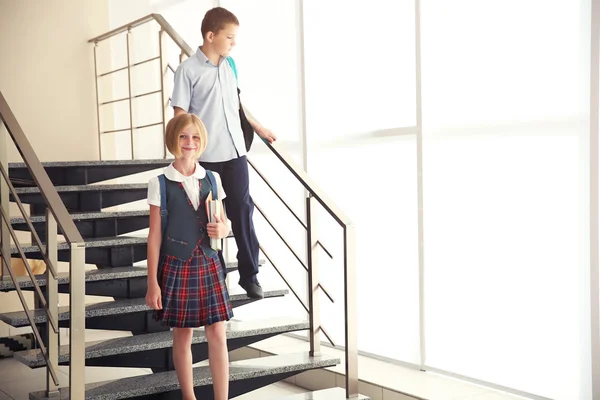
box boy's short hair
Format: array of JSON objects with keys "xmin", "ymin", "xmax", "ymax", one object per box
[
  {"xmin": 201, "ymin": 7, "xmax": 239, "ymax": 39},
  {"xmin": 165, "ymin": 113, "xmax": 208, "ymax": 158}
]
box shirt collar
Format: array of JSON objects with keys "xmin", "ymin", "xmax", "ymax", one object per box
[
  {"xmin": 196, "ymin": 47, "xmax": 223, "ymax": 67},
  {"xmin": 164, "ymin": 161, "xmax": 206, "ymax": 182}
]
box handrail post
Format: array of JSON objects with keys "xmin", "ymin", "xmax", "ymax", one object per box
[
  {"xmin": 69, "ymin": 243, "xmax": 86, "ymax": 399},
  {"xmin": 93, "ymin": 42, "xmax": 103, "ymax": 160},
  {"xmin": 0, "ymin": 117, "xmax": 9, "ymax": 281},
  {"xmin": 306, "ymin": 195, "xmax": 321, "ymax": 356},
  {"xmin": 343, "ymin": 224, "xmax": 358, "ymax": 398},
  {"xmin": 126, "ymin": 28, "xmax": 135, "ymax": 159},
  {"xmin": 45, "ymin": 208, "xmax": 60, "ymax": 397},
  {"xmin": 158, "ymin": 29, "xmax": 169, "ymax": 159}
]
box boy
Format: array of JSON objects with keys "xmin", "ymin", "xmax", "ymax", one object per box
[{"xmin": 171, "ymin": 7, "xmax": 275, "ymax": 299}]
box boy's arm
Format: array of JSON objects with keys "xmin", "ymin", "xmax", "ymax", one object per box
[
  {"xmin": 242, "ymin": 104, "xmax": 277, "ymax": 143},
  {"xmin": 171, "ymin": 65, "xmax": 192, "ymax": 114}
]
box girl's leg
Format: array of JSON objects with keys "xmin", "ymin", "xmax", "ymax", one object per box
[
  {"xmin": 173, "ymin": 327, "xmax": 195, "ymax": 400},
  {"xmin": 205, "ymin": 321, "xmax": 229, "ymax": 400}
]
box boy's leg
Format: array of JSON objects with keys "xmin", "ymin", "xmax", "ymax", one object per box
[
  {"xmin": 202, "ymin": 156, "xmax": 261, "ymax": 298},
  {"xmin": 205, "ymin": 322, "xmax": 229, "ymax": 400},
  {"xmin": 172, "ymin": 328, "xmax": 195, "ymax": 400}
]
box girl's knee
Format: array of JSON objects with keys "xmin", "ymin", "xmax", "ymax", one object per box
[{"xmin": 173, "ymin": 328, "xmax": 193, "ymax": 345}]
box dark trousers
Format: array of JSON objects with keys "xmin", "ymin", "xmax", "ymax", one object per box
[{"xmin": 200, "ymin": 156, "xmax": 260, "ymax": 285}]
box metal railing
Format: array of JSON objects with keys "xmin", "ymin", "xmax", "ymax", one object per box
[
  {"xmin": 89, "ymin": 14, "xmax": 359, "ymax": 398},
  {"xmin": 0, "ymin": 91, "xmax": 86, "ymax": 399}
]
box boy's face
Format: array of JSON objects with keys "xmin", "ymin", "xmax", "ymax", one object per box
[{"xmin": 208, "ymin": 23, "xmax": 238, "ymax": 57}]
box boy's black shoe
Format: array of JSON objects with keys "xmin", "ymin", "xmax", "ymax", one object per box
[{"xmin": 241, "ymin": 281, "xmax": 264, "ymax": 299}]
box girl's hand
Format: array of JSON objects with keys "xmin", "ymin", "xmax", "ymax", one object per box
[
  {"xmin": 207, "ymin": 213, "xmax": 229, "ymax": 239},
  {"xmin": 146, "ymin": 282, "xmax": 162, "ymax": 310}
]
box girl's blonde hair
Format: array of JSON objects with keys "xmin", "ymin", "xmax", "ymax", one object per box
[{"xmin": 165, "ymin": 113, "xmax": 208, "ymax": 158}]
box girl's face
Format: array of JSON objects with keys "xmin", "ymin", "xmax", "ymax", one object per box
[{"xmin": 178, "ymin": 124, "xmax": 201, "ymax": 159}]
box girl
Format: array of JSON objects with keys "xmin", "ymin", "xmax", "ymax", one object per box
[{"xmin": 145, "ymin": 113, "xmax": 232, "ymax": 400}]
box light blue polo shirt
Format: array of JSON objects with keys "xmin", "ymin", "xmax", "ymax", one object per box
[{"xmin": 171, "ymin": 47, "xmax": 246, "ymax": 163}]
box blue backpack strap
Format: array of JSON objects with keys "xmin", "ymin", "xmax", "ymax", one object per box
[
  {"xmin": 226, "ymin": 56, "xmax": 238, "ymax": 85},
  {"xmin": 206, "ymin": 170, "xmax": 219, "ymax": 201},
  {"xmin": 158, "ymin": 174, "xmax": 168, "ymax": 237}
]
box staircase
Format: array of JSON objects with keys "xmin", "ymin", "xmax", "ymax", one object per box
[{"xmin": 0, "ymin": 12, "xmax": 365, "ymax": 400}]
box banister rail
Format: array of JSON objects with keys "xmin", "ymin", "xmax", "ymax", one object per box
[
  {"xmin": 0, "ymin": 90, "xmax": 86, "ymax": 399},
  {"xmin": 89, "ymin": 13, "xmax": 194, "ymax": 57},
  {"xmin": 0, "ymin": 92, "xmax": 84, "ymax": 245}
]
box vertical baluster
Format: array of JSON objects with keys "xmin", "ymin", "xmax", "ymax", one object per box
[
  {"xmin": 126, "ymin": 28, "xmax": 135, "ymax": 159},
  {"xmin": 93, "ymin": 42, "xmax": 103, "ymax": 160},
  {"xmin": 306, "ymin": 195, "xmax": 321, "ymax": 356},
  {"xmin": 0, "ymin": 117, "xmax": 9, "ymax": 281},
  {"xmin": 158, "ymin": 29, "xmax": 169, "ymax": 159},
  {"xmin": 343, "ymin": 223, "xmax": 358, "ymax": 398},
  {"xmin": 69, "ymin": 243, "xmax": 86, "ymax": 399},
  {"xmin": 45, "ymin": 208, "xmax": 59, "ymax": 397}
]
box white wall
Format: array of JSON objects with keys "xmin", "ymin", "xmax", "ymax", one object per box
[
  {"xmin": 0, "ymin": 0, "xmax": 110, "ymax": 336},
  {"xmin": 0, "ymin": 0, "xmax": 109, "ymax": 162}
]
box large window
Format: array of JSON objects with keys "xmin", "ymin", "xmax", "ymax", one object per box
[{"xmin": 421, "ymin": 1, "xmax": 592, "ymax": 398}]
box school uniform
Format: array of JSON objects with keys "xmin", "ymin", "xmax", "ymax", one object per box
[{"xmin": 147, "ymin": 162, "xmax": 233, "ymax": 328}]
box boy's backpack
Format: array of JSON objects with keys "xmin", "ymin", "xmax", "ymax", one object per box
[
  {"xmin": 225, "ymin": 56, "xmax": 254, "ymax": 151},
  {"xmin": 157, "ymin": 170, "xmax": 218, "ymax": 238}
]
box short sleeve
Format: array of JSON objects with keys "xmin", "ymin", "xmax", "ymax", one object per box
[
  {"xmin": 170, "ymin": 65, "xmax": 192, "ymax": 111},
  {"xmin": 213, "ymin": 172, "xmax": 226, "ymax": 200},
  {"xmin": 147, "ymin": 177, "xmax": 161, "ymax": 207}
]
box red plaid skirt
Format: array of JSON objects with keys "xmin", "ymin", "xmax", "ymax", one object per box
[{"xmin": 154, "ymin": 242, "xmax": 233, "ymax": 328}]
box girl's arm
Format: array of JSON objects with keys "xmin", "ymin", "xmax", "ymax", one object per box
[{"xmin": 147, "ymin": 205, "xmax": 162, "ymax": 288}]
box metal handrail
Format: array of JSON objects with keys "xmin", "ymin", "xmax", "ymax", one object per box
[
  {"xmin": 0, "ymin": 250, "xmax": 60, "ymax": 383},
  {"xmin": 0, "ymin": 164, "xmax": 58, "ymax": 278},
  {"xmin": 89, "ymin": 13, "xmax": 194, "ymax": 56},
  {"xmin": 263, "ymin": 141, "xmax": 352, "ymax": 226},
  {"xmin": 260, "ymin": 244, "xmax": 336, "ymax": 346},
  {"xmin": 254, "ymin": 200, "xmax": 335, "ymax": 304},
  {"xmin": 0, "ymin": 92, "xmax": 84, "ymax": 245},
  {"xmin": 248, "ymin": 158, "xmax": 333, "ymax": 259},
  {"xmin": 0, "ymin": 90, "xmax": 86, "ymax": 398}
]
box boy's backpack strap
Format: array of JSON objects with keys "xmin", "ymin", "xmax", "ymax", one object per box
[
  {"xmin": 226, "ymin": 56, "xmax": 238, "ymax": 85},
  {"xmin": 206, "ymin": 170, "xmax": 219, "ymax": 201},
  {"xmin": 158, "ymin": 174, "xmax": 168, "ymax": 237}
]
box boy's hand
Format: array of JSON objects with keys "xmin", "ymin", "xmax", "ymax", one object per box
[
  {"xmin": 207, "ymin": 213, "xmax": 229, "ymax": 239},
  {"xmin": 256, "ymin": 126, "xmax": 277, "ymax": 143}
]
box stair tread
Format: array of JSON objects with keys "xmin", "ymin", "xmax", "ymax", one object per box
[
  {"xmin": 269, "ymin": 388, "xmax": 371, "ymax": 400},
  {"xmin": 15, "ymin": 317, "xmax": 309, "ymax": 367},
  {"xmin": 0, "ymin": 288, "xmax": 288, "ymax": 327},
  {"xmin": 28, "ymin": 352, "xmax": 340, "ymax": 400},
  {"xmin": 10, "ymin": 210, "xmax": 150, "ymax": 224},
  {"xmin": 14, "ymin": 183, "xmax": 147, "ymax": 194},
  {"xmin": 10, "ymin": 235, "xmax": 147, "ymax": 254},
  {"xmin": 0, "ymin": 259, "xmax": 265, "ymax": 291},
  {"xmin": 0, "ymin": 266, "xmax": 147, "ymax": 291},
  {"xmin": 9, "ymin": 159, "xmax": 171, "ymax": 169}
]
